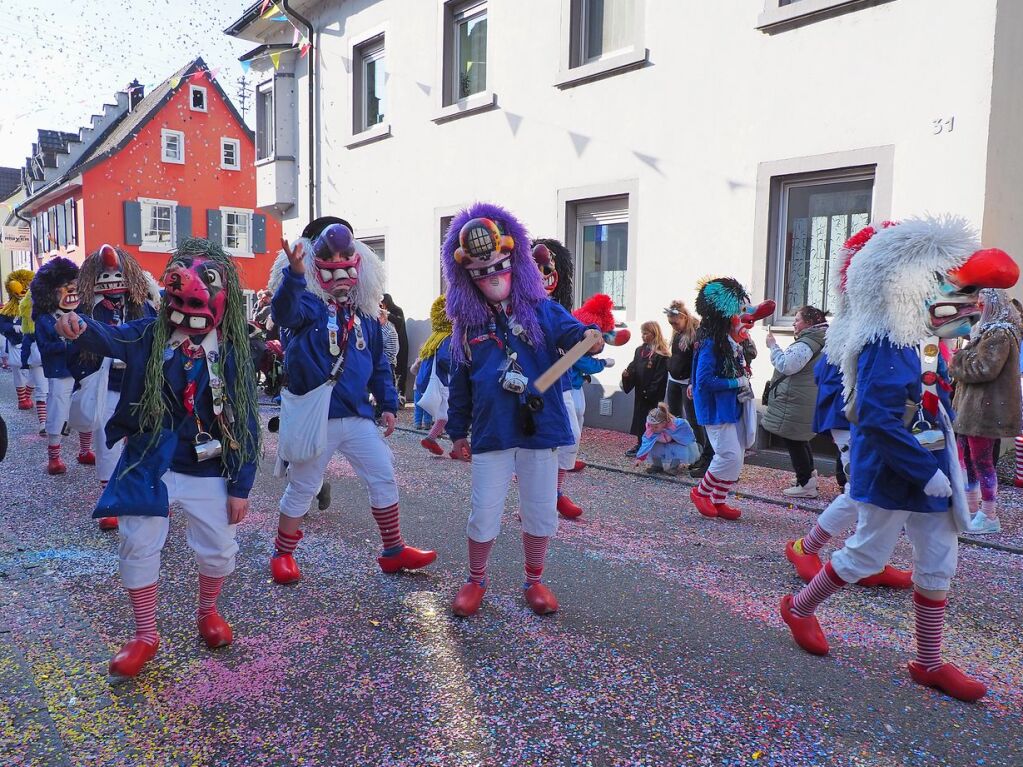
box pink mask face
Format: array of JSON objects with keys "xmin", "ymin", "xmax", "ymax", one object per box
[
  {"xmin": 163, "ymin": 255, "xmax": 228, "ymax": 334},
  {"xmin": 454, "ymin": 217, "xmax": 515, "ymax": 304},
  {"xmin": 312, "ymin": 223, "xmax": 360, "ymax": 302}
]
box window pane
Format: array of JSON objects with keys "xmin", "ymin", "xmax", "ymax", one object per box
[
  {"xmin": 581, "ymin": 221, "xmax": 628, "ymax": 310},
  {"xmin": 584, "ymin": 0, "xmax": 634, "ymax": 61},
  {"xmin": 365, "ymin": 53, "xmax": 386, "ymax": 126},
  {"xmin": 225, "ymin": 212, "xmax": 250, "ymax": 251},
  {"xmin": 457, "ymin": 11, "xmax": 487, "ymax": 99},
  {"xmin": 257, "ymin": 90, "xmax": 274, "ymax": 160},
  {"xmin": 782, "ymin": 177, "xmax": 873, "ymax": 315}
]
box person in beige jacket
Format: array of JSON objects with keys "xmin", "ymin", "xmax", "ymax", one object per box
[{"xmin": 951, "ymin": 288, "xmax": 1022, "ymax": 534}]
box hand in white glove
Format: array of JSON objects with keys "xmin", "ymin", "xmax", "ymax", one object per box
[
  {"xmin": 923, "ymin": 469, "xmax": 953, "ymax": 498},
  {"xmin": 602, "ymin": 358, "xmax": 616, "ymax": 368}
]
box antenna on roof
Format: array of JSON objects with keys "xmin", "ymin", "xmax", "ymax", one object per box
[{"xmin": 236, "ymin": 75, "xmax": 253, "ymax": 122}]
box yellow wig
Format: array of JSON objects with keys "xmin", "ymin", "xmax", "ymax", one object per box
[{"xmin": 1, "ymin": 269, "xmax": 34, "ymax": 318}]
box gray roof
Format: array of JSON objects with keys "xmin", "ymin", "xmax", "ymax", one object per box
[{"xmin": 0, "ymin": 167, "xmax": 21, "ymax": 199}]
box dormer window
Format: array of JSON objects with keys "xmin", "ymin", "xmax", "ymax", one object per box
[{"xmin": 190, "ymin": 85, "xmax": 208, "ymax": 112}]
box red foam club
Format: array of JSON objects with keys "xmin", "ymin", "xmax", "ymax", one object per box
[
  {"xmin": 950, "ymin": 248, "xmax": 1019, "ymax": 289},
  {"xmin": 99, "ymin": 243, "xmax": 119, "ymax": 269}
]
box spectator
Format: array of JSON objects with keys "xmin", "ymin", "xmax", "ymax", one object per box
[
  {"xmin": 762, "ymin": 305, "xmax": 828, "ymax": 498},
  {"xmin": 252, "ymin": 289, "xmax": 278, "ymax": 341},
  {"xmin": 382, "ymin": 294, "xmax": 409, "ymax": 401},
  {"xmin": 951, "ymin": 288, "xmax": 1022, "ymax": 534},
  {"xmin": 621, "ymin": 321, "xmax": 670, "ymax": 456},
  {"xmin": 663, "ymin": 300, "xmax": 707, "ymax": 447},
  {"xmin": 376, "ymin": 305, "xmax": 400, "ymax": 420}
]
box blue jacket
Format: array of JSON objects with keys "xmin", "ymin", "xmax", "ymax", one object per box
[
  {"xmin": 848, "ymin": 339, "xmax": 954, "ymax": 514},
  {"xmin": 692, "ymin": 339, "xmax": 744, "ymax": 425},
  {"xmin": 569, "ymin": 355, "xmax": 608, "ymax": 390},
  {"xmin": 636, "ymin": 416, "xmax": 696, "ymax": 460},
  {"xmin": 448, "ymin": 300, "xmax": 593, "ymax": 453},
  {"xmin": 35, "ymin": 313, "xmax": 73, "ymax": 379},
  {"xmin": 71, "ymin": 301, "xmax": 157, "ymax": 391},
  {"xmin": 73, "ymin": 316, "xmax": 258, "ymax": 499},
  {"xmin": 812, "ymin": 357, "xmax": 850, "ymax": 433},
  {"xmin": 0, "ymin": 316, "xmax": 23, "ymax": 347},
  {"xmin": 20, "ymin": 334, "xmax": 35, "ymax": 368},
  {"xmin": 272, "ymin": 267, "xmax": 398, "ymax": 420},
  {"xmin": 417, "ymin": 336, "xmax": 452, "ymax": 388}
]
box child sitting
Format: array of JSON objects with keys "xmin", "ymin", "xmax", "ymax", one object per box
[{"xmin": 637, "ymin": 402, "xmax": 700, "ymax": 475}]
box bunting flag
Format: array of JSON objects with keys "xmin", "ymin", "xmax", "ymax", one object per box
[
  {"xmin": 292, "ymin": 26, "xmax": 301, "ymax": 46},
  {"xmin": 504, "ymin": 111, "xmax": 523, "ymax": 136},
  {"xmin": 261, "ymin": 2, "xmax": 281, "ymax": 19},
  {"xmin": 633, "ymin": 151, "xmax": 663, "ymax": 175},
  {"xmin": 241, "ymin": 60, "xmax": 251, "ymax": 73},
  {"xmin": 300, "ymin": 43, "xmax": 311, "ymax": 58},
  {"xmin": 260, "ymin": 0, "xmax": 272, "ymax": 13},
  {"xmin": 170, "ymin": 76, "xmax": 181, "ymax": 89},
  {"xmin": 568, "ymin": 131, "xmax": 591, "ymax": 157},
  {"xmin": 270, "ymin": 51, "xmax": 282, "ymax": 70}
]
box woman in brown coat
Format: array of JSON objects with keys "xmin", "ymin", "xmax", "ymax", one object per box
[{"xmin": 951, "ymin": 289, "xmax": 1022, "ymax": 534}]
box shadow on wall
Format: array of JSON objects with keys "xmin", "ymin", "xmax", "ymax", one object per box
[{"xmin": 582, "ymin": 383, "xmax": 633, "ymax": 433}]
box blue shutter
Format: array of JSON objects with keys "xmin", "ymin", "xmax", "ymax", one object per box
[
  {"xmin": 175, "ymin": 206, "xmax": 192, "ymax": 244},
  {"xmin": 206, "ymin": 209, "xmax": 222, "ymax": 245},
  {"xmin": 252, "ymin": 213, "xmax": 267, "ymax": 253},
  {"xmin": 123, "ymin": 201, "xmax": 142, "ymax": 245}
]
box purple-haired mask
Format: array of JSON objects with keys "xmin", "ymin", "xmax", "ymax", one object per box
[
  {"xmin": 454, "ymin": 217, "xmax": 515, "ymax": 304},
  {"xmin": 312, "ymin": 223, "xmax": 361, "ymax": 302}
]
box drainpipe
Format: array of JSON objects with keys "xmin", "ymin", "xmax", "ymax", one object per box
[{"xmin": 281, "ymin": 0, "xmax": 317, "ymax": 221}]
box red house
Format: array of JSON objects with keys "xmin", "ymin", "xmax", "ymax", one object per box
[{"xmin": 16, "ymin": 58, "xmax": 281, "ymax": 305}]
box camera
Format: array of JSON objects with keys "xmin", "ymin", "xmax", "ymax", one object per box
[
  {"xmin": 501, "ymin": 368, "xmax": 529, "ymax": 394},
  {"xmin": 193, "ymin": 431, "xmax": 223, "ymax": 462}
]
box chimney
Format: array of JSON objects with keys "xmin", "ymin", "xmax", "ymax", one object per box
[{"xmin": 129, "ymin": 79, "xmax": 144, "ymax": 111}]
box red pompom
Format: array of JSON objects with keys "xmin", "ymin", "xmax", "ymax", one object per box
[{"xmin": 573, "ymin": 293, "xmax": 616, "ymax": 332}]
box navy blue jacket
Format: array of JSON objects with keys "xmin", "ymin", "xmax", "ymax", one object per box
[
  {"xmin": 20, "ymin": 334, "xmax": 35, "ymax": 368},
  {"xmin": 692, "ymin": 340, "xmax": 744, "ymax": 425},
  {"xmin": 0, "ymin": 316, "xmax": 23, "ymax": 347},
  {"xmin": 73, "ymin": 316, "xmax": 258, "ymax": 499},
  {"xmin": 848, "ymin": 339, "xmax": 954, "ymax": 514},
  {"xmin": 35, "ymin": 313, "xmax": 72, "ymax": 379},
  {"xmin": 272, "ymin": 268, "xmax": 398, "ymax": 420},
  {"xmin": 71, "ymin": 301, "xmax": 157, "ymax": 391},
  {"xmin": 812, "ymin": 357, "xmax": 850, "ymax": 433},
  {"xmin": 447, "ymin": 300, "xmax": 592, "ymax": 453}
]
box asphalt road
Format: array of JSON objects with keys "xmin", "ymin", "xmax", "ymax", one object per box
[{"xmin": 0, "ymin": 372, "xmax": 1019, "ymax": 767}]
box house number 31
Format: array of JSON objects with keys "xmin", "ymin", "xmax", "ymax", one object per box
[{"xmin": 932, "ymin": 116, "xmax": 955, "ymax": 135}]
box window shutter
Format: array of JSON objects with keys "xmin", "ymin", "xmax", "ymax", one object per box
[
  {"xmin": 124, "ymin": 201, "xmax": 142, "ymax": 245},
  {"xmin": 206, "ymin": 209, "xmax": 223, "ymax": 245},
  {"xmin": 175, "ymin": 206, "xmax": 192, "ymax": 244},
  {"xmin": 252, "ymin": 213, "xmax": 267, "ymax": 253}
]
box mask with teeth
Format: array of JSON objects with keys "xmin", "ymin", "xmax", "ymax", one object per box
[
  {"xmin": 311, "ymin": 223, "xmax": 361, "ymax": 302},
  {"xmin": 454, "ymin": 217, "xmax": 515, "ymax": 304},
  {"xmin": 531, "ymin": 243, "xmax": 558, "ymax": 296},
  {"xmin": 57, "ymin": 281, "xmax": 80, "ymax": 312},
  {"xmin": 94, "ymin": 244, "xmax": 127, "ymax": 303},
  {"xmin": 162, "ymin": 254, "xmax": 227, "ymax": 334}
]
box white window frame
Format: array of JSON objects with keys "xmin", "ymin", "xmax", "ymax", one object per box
[
  {"xmin": 221, "ymin": 137, "xmax": 242, "ymax": 171},
  {"xmin": 433, "ymin": 1, "xmax": 496, "ymax": 122},
  {"xmin": 161, "ymin": 129, "xmax": 185, "ymax": 164},
  {"xmin": 557, "ymin": 0, "xmax": 647, "ymax": 88},
  {"xmin": 139, "ymin": 197, "xmax": 177, "ymax": 253},
  {"xmin": 242, "ymin": 289, "xmax": 256, "ymax": 321},
  {"xmin": 757, "ymin": 0, "xmax": 890, "ymax": 31},
  {"xmin": 255, "ymin": 79, "xmax": 275, "ymax": 162},
  {"xmin": 451, "ymin": 2, "xmax": 487, "ymax": 101},
  {"xmin": 360, "ymin": 235, "xmax": 385, "ymax": 262},
  {"xmin": 221, "ymin": 207, "xmax": 254, "ymax": 258},
  {"xmin": 574, "ymin": 199, "xmax": 630, "ymax": 314},
  {"xmin": 189, "ymin": 84, "xmax": 208, "ymax": 112},
  {"xmin": 348, "ymin": 31, "xmax": 393, "ymax": 147}
]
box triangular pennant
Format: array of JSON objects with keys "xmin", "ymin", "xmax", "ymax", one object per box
[
  {"xmin": 292, "ymin": 26, "xmax": 301, "ymax": 46},
  {"xmin": 259, "ymin": 0, "xmax": 271, "ymax": 14},
  {"xmin": 340, "ymin": 55, "xmax": 351, "ymax": 73},
  {"xmin": 207, "ymin": 68, "xmax": 220, "ymax": 80},
  {"xmin": 633, "ymin": 150, "xmax": 664, "ymax": 175},
  {"xmin": 416, "ymin": 81, "xmax": 432, "ymax": 95},
  {"xmin": 170, "ymin": 76, "xmax": 181, "ymax": 89},
  {"xmin": 300, "ymin": 43, "xmax": 311, "ymax": 58},
  {"xmin": 240, "ymin": 60, "xmax": 251, "ymax": 73},
  {"xmin": 568, "ymin": 131, "xmax": 590, "ymax": 157},
  {"xmin": 271, "ymin": 15, "xmax": 288, "ymax": 21},
  {"xmin": 261, "ymin": 2, "xmax": 281, "ymax": 19},
  {"xmin": 504, "ymin": 111, "xmax": 523, "ymax": 136},
  {"xmin": 270, "ymin": 51, "xmax": 282, "ymax": 70}
]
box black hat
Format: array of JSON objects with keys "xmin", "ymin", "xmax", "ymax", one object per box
[{"xmin": 301, "ymin": 216, "xmax": 353, "ymax": 241}]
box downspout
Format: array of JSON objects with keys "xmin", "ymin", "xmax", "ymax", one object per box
[{"xmin": 281, "ymin": 0, "xmax": 317, "ymax": 221}]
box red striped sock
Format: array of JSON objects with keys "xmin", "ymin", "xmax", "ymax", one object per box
[
  {"xmin": 427, "ymin": 418, "xmax": 447, "ymax": 440},
  {"xmin": 197, "ymin": 574, "xmax": 225, "ymax": 619},
  {"xmin": 914, "ymin": 591, "xmax": 947, "ymax": 671},
  {"xmin": 467, "ymin": 537, "xmax": 495, "ymax": 586},
  {"xmin": 1015, "ymin": 436, "xmax": 1023, "ymax": 483},
  {"xmin": 371, "ymin": 504, "xmax": 404, "ymax": 552},
  {"xmin": 557, "ymin": 468, "xmax": 566, "ymax": 495},
  {"xmin": 522, "ymin": 532, "xmax": 549, "ymax": 585},
  {"xmin": 695, "ymin": 471, "xmax": 717, "ymax": 497},
  {"xmin": 47, "ymin": 444, "xmax": 60, "ymax": 461},
  {"xmin": 128, "ymin": 583, "xmax": 159, "ymax": 646},
  {"xmin": 16, "ymin": 386, "xmax": 28, "ymax": 402},
  {"xmin": 801, "ymin": 523, "xmax": 832, "ymax": 555},
  {"xmin": 698, "ymin": 471, "xmax": 731, "ymax": 500},
  {"xmin": 35, "ymin": 400, "xmax": 46, "ymax": 424},
  {"xmin": 711, "ymin": 478, "xmax": 735, "ymax": 503},
  {"xmin": 791, "ymin": 561, "xmax": 846, "ymax": 617},
  {"xmin": 79, "ymin": 432, "xmax": 92, "ymax": 453},
  {"xmin": 274, "ymin": 527, "xmax": 302, "ymax": 556}
]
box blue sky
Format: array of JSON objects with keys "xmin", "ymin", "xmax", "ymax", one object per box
[{"xmin": 0, "ymin": 0, "xmax": 258, "ymax": 167}]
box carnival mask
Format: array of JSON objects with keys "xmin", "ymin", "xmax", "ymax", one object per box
[
  {"xmin": 163, "ymin": 255, "xmax": 227, "ymax": 333},
  {"xmin": 95, "ymin": 244, "xmax": 127, "ymax": 301},
  {"xmin": 926, "ymin": 248, "xmax": 1019, "ymax": 338},
  {"xmin": 531, "ymin": 243, "xmax": 558, "ymax": 295},
  {"xmin": 455, "ymin": 217, "xmax": 515, "ymax": 304},
  {"xmin": 312, "ymin": 223, "xmax": 360, "ymax": 302},
  {"xmin": 729, "ymin": 299, "xmax": 776, "ymax": 342},
  {"xmin": 57, "ymin": 280, "xmax": 80, "ymax": 311}
]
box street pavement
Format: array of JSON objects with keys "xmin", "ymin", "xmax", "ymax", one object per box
[{"xmin": 0, "ymin": 372, "xmax": 1020, "ymax": 767}]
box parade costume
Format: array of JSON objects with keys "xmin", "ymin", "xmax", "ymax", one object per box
[
  {"xmin": 0, "ymin": 270, "xmax": 35, "ymax": 411},
  {"xmin": 29, "ymin": 258, "xmax": 90, "ymax": 475},
  {"xmin": 269, "ymin": 218, "xmax": 436, "ymax": 585},
  {"xmin": 531, "ymin": 238, "xmax": 584, "ymax": 517},
  {"xmin": 446, "ymin": 203, "xmax": 599, "ymax": 617},
  {"xmin": 18, "ymin": 293, "xmax": 49, "ymax": 432},
  {"xmin": 416, "ymin": 295, "xmax": 453, "ymax": 456},
  {"xmin": 780, "ymin": 215, "xmax": 1018, "ymax": 703},
  {"xmin": 58, "ymin": 238, "xmax": 261, "ymax": 679},
  {"xmin": 73, "ymin": 244, "xmax": 159, "ymax": 530},
  {"xmin": 690, "ymin": 278, "xmax": 775, "ymax": 520}
]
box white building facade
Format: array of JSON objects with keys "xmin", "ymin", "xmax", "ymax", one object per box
[{"xmin": 228, "ymin": 0, "xmax": 1023, "ymax": 430}]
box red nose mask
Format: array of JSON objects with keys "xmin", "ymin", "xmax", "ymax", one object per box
[{"xmin": 163, "ymin": 255, "xmax": 227, "ymax": 334}]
